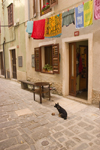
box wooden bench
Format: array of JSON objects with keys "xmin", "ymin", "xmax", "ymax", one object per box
[{"xmin": 19, "ymin": 80, "xmax": 34, "ymax": 89}]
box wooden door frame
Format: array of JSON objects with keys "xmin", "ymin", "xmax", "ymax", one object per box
[
  {"xmin": 62, "ymin": 33, "xmax": 93, "ymax": 104},
  {"xmin": 9, "ymin": 47, "xmax": 17, "ymax": 79},
  {"xmin": 0, "ymin": 51, "xmax": 4, "ymax": 76},
  {"xmin": 69, "ymin": 42, "xmax": 76, "ymax": 96}
]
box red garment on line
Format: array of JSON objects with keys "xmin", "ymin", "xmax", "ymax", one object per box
[{"xmin": 31, "ymin": 19, "xmax": 45, "ymax": 39}]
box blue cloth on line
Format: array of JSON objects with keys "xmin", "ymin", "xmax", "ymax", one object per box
[
  {"xmin": 26, "ymin": 21, "xmax": 33, "ymax": 35},
  {"xmin": 75, "ymin": 4, "xmax": 84, "ymax": 28}
]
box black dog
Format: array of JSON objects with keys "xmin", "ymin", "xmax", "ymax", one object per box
[{"xmin": 54, "ymin": 103, "xmax": 67, "ymax": 120}]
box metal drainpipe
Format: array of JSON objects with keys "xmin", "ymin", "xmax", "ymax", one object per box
[
  {"xmin": 3, "ymin": 41, "xmax": 6, "ymax": 78},
  {"xmin": 28, "ymin": 0, "xmax": 30, "ymax": 20}
]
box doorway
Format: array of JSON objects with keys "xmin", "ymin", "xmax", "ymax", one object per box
[
  {"xmin": 69, "ymin": 40, "xmax": 88, "ymax": 100},
  {"xmin": 11, "ymin": 49, "xmax": 17, "ymax": 79},
  {"xmin": 0, "ymin": 52, "xmax": 4, "ymax": 76}
]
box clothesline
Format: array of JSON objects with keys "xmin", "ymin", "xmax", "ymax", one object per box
[{"xmin": 26, "ymin": 0, "xmax": 100, "ymax": 40}]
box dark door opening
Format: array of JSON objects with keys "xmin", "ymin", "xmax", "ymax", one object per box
[
  {"xmin": 69, "ymin": 40, "xmax": 88, "ymax": 100},
  {"xmin": 11, "ymin": 50, "xmax": 17, "ymax": 79},
  {"xmin": 0, "ymin": 52, "xmax": 4, "ymax": 75}
]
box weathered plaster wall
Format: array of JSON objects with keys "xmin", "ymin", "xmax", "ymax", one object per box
[
  {"xmin": 0, "ymin": 0, "xmax": 26, "ymax": 79},
  {"xmin": 25, "ymin": 0, "xmax": 100, "ymax": 104}
]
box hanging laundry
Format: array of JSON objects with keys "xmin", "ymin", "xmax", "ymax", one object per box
[
  {"xmin": 31, "ymin": 19, "xmax": 45, "ymax": 39},
  {"xmin": 84, "ymin": 0, "xmax": 93, "ymax": 27},
  {"xmin": 44, "ymin": 14, "xmax": 62, "ymax": 38},
  {"xmin": 94, "ymin": 0, "xmax": 100, "ymax": 20},
  {"xmin": 62, "ymin": 9, "xmax": 75, "ymax": 27},
  {"xmin": 75, "ymin": 4, "xmax": 84, "ymax": 28},
  {"xmin": 26, "ymin": 21, "xmax": 33, "ymax": 35}
]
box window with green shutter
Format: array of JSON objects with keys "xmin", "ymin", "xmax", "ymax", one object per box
[{"xmin": 34, "ymin": 44, "xmax": 60, "ymax": 74}]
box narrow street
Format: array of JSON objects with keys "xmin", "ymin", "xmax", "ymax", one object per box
[{"xmin": 0, "ymin": 78, "xmax": 100, "ymax": 150}]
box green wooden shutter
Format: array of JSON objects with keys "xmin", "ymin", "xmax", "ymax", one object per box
[
  {"xmin": 52, "ymin": 44, "xmax": 60, "ymax": 74},
  {"xmin": 34, "ymin": 47, "xmax": 41, "ymax": 72},
  {"xmin": 50, "ymin": 0, "xmax": 58, "ymax": 7}
]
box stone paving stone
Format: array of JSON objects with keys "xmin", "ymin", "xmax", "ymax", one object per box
[
  {"xmin": 31, "ymin": 126, "xmax": 50, "ymax": 141},
  {"xmin": 6, "ymin": 129, "xmax": 19, "ymax": 138},
  {"xmin": 96, "ymin": 133, "xmax": 100, "ymax": 138},
  {"xmin": 94, "ymin": 117, "xmax": 100, "ymax": 124},
  {"xmin": 19, "ymin": 121, "xmax": 33, "ymax": 128},
  {"xmin": 15, "ymin": 108, "xmax": 33, "ymax": 116},
  {"xmin": 77, "ymin": 121, "xmax": 89, "ymax": 127},
  {"xmin": 59, "ymin": 148, "xmax": 67, "ymax": 150},
  {"xmin": 22, "ymin": 134, "xmax": 34, "ymax": 144},
  {"xmin": 91, "ymin": 127, "xmax": 100, "ymax": 135},
  {"xmin": 16, "ymin": 135, "xmax": 25, "ymax": 144},
  {"xmin": 23, "ymin": 127, "xmax": 32, "ymax": 135},
  {"xmin": 62, "ymin": 129, "xmax": 74, "ymax": 137},
  {"xmin": 64, "ymin": 140, "xmax": 76, "ymax": 149},
  {"xmin": 73, "ymin": 143, "xmax": 89, "ymax": 150},
  {"xmin": 62, "ymin": 120, "xmax": 76, "ymax": 128},
  {"xmin": 5, "ymin": 143, "xmax": 29, "ymax": 150},
  {"xmin": 52, "ymin": 132, "xmax": 63, "ymax": 138},
  {"xmin": 0, "ymin": 131, "xmax": 8, "ymax": 141},
  {"xmin": 94, "ymin": 139, "xmax": 100, "ymax": 145},
  {"xmin": 84, "ymin": 125, "xmax": 95, "ymax": 131},
  {"xmin": 35, "ymin": 136, "xmax": 62, "ymax": 150},
  {"xmin": 79, "ymin": 132, "xmax": 94, "ymax": 141},
  {"xmin": 0, "ymin": 115, "xmax": 8, "ymax": 123},
  {"xmin": 39, "ymin": 119, "xmax": 49, "ymax": 125},
  {"xmin": 72, "ymin": 136, "xmax": 82, "ymax": 143},
  {"xmin": 16, "ymin": 127, "xmax": 25, "ymax": 135},
  {"xmin": 52, "ymin": 125, "xmax": 65, "ymax": 132},
  {"xmin": 27, "ymin": 123, "xmax": 40, "ymax": 130},
  {"xmin": 0, "ymin": 137, "xmax": 18, "ymax": 150},
  {"xmin": 0, "ymin": 120, "xmax": 17, "ymax": 129},
  {"xmin": 86, "ymin": 145, "xmax": 100, "ymax": 150},
  {"xmin": 58, "ymin": 137, "xmax": 66, "ymax": 143},
  {"xmin": 30, "ymin": 144, "xmax": 36, "ymax": 150},
  {"xmin": 68, "ymin": 125, "xmax": 83, "ymax": 134}
]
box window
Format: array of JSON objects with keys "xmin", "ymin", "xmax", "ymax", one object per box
[
  {"xmin": 34, "ymin": 44, "xmax": 60, "ymax": 74},
  {"xmin": 7, "ymin": 3, "xmax": 13, "ymax": 27},
  {"xmin": 40, "ymin": 0, "xmax": 58, "ymax": 15}
]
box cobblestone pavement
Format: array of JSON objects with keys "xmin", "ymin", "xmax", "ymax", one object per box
[{"xmin": 0, "ymin": 78, "xmax": 100, "ymax": 150}]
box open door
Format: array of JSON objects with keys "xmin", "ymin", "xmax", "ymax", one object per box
[
  {"xmin": 69, "ymin": 43, "xmax": 76, "ymax": 96},
  {"xmin": 0, "ymin": 52, "xmax": 4, "ymax": 75},
  {"xmin": 11, "ymin": 50, "xmax": 17, "ymax": 79}
]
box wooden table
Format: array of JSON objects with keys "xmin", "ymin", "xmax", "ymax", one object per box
[{"xmin": 33, "ymin": 82, "xmax": 50, "ymax": 104}]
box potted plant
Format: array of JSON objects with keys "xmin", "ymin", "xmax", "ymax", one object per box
[
  {"xmin": 41, "ymin": 3, "xmax": 50, "ymax": 15},
  {"xmin": 43, "ymin": 64, "xmax": 53, "ymax": 73}
]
